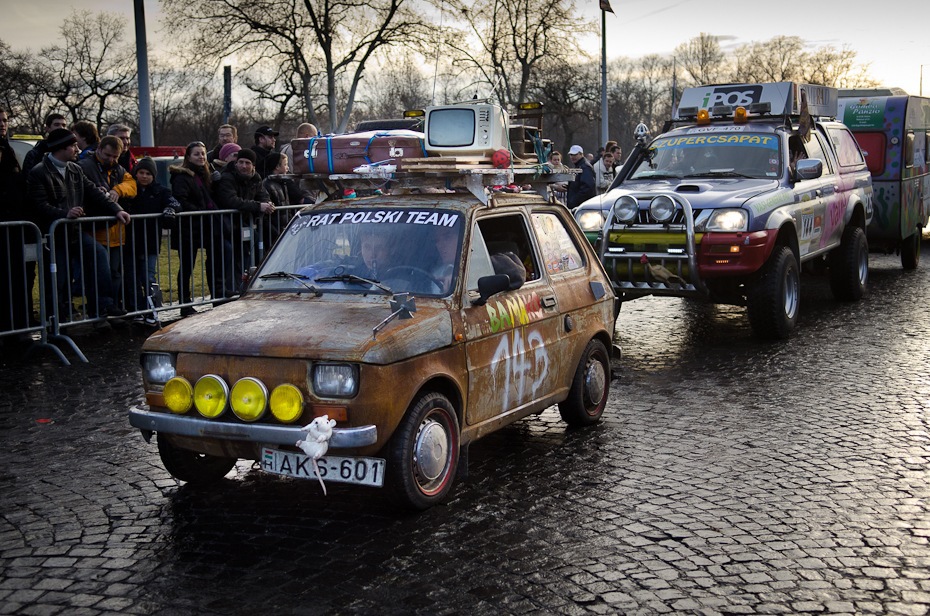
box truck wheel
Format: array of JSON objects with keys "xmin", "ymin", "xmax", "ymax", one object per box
[
  {"xmin": 157, "ymin": 434, "xmax": 237, "ymax": 485},
  {"xmin": 829, "ymin": 226, "xmax": 868, "ymax": 301},
  {"xmin": 747, "ymin": 246, "xmax": 799, "ymax": 340},
  {"xmin": 901, "ymin": 231, "xmax": 920, "ymax": 270},
  {"xmin": 387, "ymin": 392, "xmax": 459, "ymax": 511},
  {"xmin": 558, "ymin": 339, "xmax": 610, "ymax": 427}
]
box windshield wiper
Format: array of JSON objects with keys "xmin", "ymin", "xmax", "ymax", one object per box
[
  {"xmin": 258, "ymin": 271, "xmax": 321, "ymax": 294},
  {"xmin": 684, "ymin": 170, "xmax": 754, "ymax": 179},
  {"xmin": 314, "ymin": 273, "xmax": 392, "ymax": 294},
  {"xmin": 632, "ymin": 172, "xmax": 682, "ymax": 179}
]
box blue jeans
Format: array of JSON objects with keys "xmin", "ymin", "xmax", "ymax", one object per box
[{"xmin": 48, "ymin": 231, "xmax": 115, "ymax": 318}]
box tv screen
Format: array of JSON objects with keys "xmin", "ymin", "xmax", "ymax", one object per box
[{"xmin": 428, "ymin": 108, "xmax": 476, "ymax": 148}]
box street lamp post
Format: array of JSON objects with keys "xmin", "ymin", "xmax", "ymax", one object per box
[
  {"xmin": 133, "ymin": 0, "xmax": 154, "ymax": 147},
  {"xmin": 921, "ymin": 65, "xmax": 926, "ymax": 97}
]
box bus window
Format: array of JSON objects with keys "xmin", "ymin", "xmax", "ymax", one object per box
[
  {"xmin": 852, "ymin": 132, "xmax": 886, "ymax": 175},
  {"xmin": 905, "ymin": 133, "xmax": 914, "ymax": 168}
]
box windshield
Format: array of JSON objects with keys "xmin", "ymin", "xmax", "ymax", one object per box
[
  {"xmin": 253, "ymin": 207, "xmax": 464, "ymax": 297},
  {"xmin": 630, "ymin": 131, "xmax": 781, "ymax": 180}
]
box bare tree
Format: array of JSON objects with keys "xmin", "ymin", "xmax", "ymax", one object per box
[
  {"xmin": 0, "ymin": 40, "xmax": 53, "ymax": 133},
  {"xmin": 160, "ymin": 0, "xmax": 433, "ymax": 133},
  {"xmin": 803, "ymin": 45, "xmax": 878, "ymax": 88},
  {"xmin": 353, "ymin": 52, "xmax": 431, "ymax": 122},
  {"xmin": 440, "ymin": 0, "xmax": 594, "ymax": 107},
  {"xmin": 529, "ymin": 58, "xmax": 599, "ymax": 152},
  {"xmin": 674, "ymin": 33, "xmax": 727, "ymax": 86},
  {"xmin": 38, "ymin": 10, "xmax": 137, "ymax": 130}
]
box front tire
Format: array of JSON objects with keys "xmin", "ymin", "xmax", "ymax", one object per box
[
  {"xmin": 747, "ymin": 245, "xmax": 800, "ymax": 340},
  {"xmin": 387, "ymin": 392, "xmax": 460, "ymax": 511},
  {"xmin": 830, "ymin": 226, "xmax": 868, "ymax": 301},
  {"xmin": 558, "ymin": 339, "xmax": 610, "ymax": 427},
  {"xmin": 902, "ymin": 230, "xmax": 921, "ymax": 270},
  {"xmin": 157, "ymin": 434, "xmax": 237, "ymax": 485}
]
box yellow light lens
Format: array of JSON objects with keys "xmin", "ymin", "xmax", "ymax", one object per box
[
  {"xmin": 696, "ymin": 109, "xmax": 711, "ymax": 125},
  {"xmin": 194, "ymin": 374, "xmax": 229, "ymax": 418},
  {"xmin": 231, "ymin": 377, "xmax": 268, "ymax": 422},
  {"xmin": 163, "ymin": 377, "xmax": 193, "ymax": 414},
  {"xmin": 270, "ymin": 384, "xmax": 305, "ymax": 423},
  {"xmin": 734, "ymin": 106, "xmax": 748, "ymax": 123}
]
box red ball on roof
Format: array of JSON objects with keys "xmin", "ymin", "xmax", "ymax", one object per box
[{"xmin": 491, "ymin": 148, "xmax": 511, "ymax": 169}]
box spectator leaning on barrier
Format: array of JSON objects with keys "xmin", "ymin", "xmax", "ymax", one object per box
[
  {"xmin": 79, "ymin": 135, "xmax": 137, "ymax": 309},
  {"xmin": 27, "ymin": 128, "xmax": 130, "ymax": 319},
  {"xmin": 208, "ymin": 124, "xmax": 238, "ymax": 171},
  {"xmin": 279, "ymin": 122, "xmax": 318, "ymax": 173},
  {"xmin": 169, "ymin": 141, "xmax": 233, "ymax": 316},
  {"xmin": 262, "ymin": 151, "xmax": 311, "ymax": 254},
  {"xmin": 107, "ymin": 124, "xmax": 136, "ymax": 173},
  {"xmin": 71, "ymin": 120, "xmax": 100, "ymax": 160},
  {"xmin": 123, "ymin": 157, "xmax": 179, "ymax": 316},
  {"xmin": 214, "ymin": 148, "xmax": 274, "ymax": 280},
  {"xmin": 23, "ymin": 113, "xmax": 69, "ymax": 174},
  {"xmin": 251, "ymin": 125, "xmax": 278, "ymax": 179}
]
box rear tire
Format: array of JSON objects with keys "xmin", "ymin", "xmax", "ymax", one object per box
[
  {"xmin": 558, "ymin": 339, "xmax": 610, "ymax": 427},
  {"xmin": 157, "ymin": 434, "xmax": 237, "ymax": 485},
  {"xmin": 901, "ymin": 230, "xmax": 921, "ymax": 270},
  {"xmin": 387, "ymin": 392, "xmax": 460, "ymax": 511},
  {"xmin": 747, "ymin": 246, "xmax": 799, "ymax": 340},
  {"xmin": 829, "ymin": 226, "xmax": 868, "ymax": 301}
]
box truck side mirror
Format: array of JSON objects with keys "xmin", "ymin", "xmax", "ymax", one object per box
[{"xmin": 794, "ymin": 158, "xmax": 823, "ymax": 181}]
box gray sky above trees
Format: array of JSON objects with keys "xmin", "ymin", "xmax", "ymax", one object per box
[{"xmin": 3, "ymin": 0, "xmax": 929, "ymax": 95}]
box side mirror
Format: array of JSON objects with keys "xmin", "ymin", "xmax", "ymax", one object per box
[
  {"xmin": 471, "ymin": 274, "xmax": 511, "ymax": 306},
  {"xmin": 794, "ymin": 158, "xmax": 823, "ymax": 181},
  {"xmin": 240, "ymin": 266, "xmax": 258, "ymax": 292}
]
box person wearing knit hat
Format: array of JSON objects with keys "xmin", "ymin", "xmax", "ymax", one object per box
[
  {"xmin": 45, "ymin": 128, "xmax": 78, "ymax": 152},
  {"xmin": 123, "ymin": 157, "xmax": 179, "ymax": 318},
  {"xmin": 235, "ymin": 148, "xmax": 257, "ymax": 164},
  {"xmin": 218, "ymin": 142, "xmax": 241, "ymax": 163}
]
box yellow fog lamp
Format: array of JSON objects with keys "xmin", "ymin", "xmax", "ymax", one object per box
[
  {"xmin": 696, "ymin": 109, "xmax": 711, "ymax": 125},
  {"xmin": 734, "ymin": 106, "xmax": 748, "ymax": 123},
  {"xmin": 270, "ymin": 384, "xmax": 305, "ymax": 423},
  {"xmin": 231, "ymin": 377, "xmax": 269, "ymax": 422},
  {"xmin": 194, "ymin": 374, "xmax": 229, "ymax": 418},
  {"xmin": 163, "ymin": 377, "xmax": 193, "ymax": 414},
  {"xmin": 403, "ymin": 109, "xmax": 425, "ymax": 118}
]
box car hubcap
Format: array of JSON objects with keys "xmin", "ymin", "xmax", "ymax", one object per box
[
  {"xmin": 584, "ymin": 358, "xmax": 606, "ymax": 407},
  {"xmin": 784, "ymin": 268, "xmax": 799, "ymax": 320},
  {"xmin": 414, "ymin": 417, "xmax": 449, "ymax": 483},
  {"xmin": 858, "ymin": 249, "xmax": 868, "ymax": 285}
]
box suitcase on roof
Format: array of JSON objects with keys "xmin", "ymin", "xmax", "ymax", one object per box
[{"xmin": 292, "ymin": 130, "xmax": 428, "ymax": 175}]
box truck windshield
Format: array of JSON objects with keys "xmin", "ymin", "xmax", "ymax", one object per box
[
  {"xmin": 630, "ymin": 131, "xmax": 781, "ymax": 180},
  {"xmin": 253, "ymin": 208, "xmax": 464, "ymax": 297}
]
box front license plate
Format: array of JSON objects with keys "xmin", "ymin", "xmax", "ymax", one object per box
[{"xmin": 260, "ymin": 447, "xmax": 386, "ymax": 487}]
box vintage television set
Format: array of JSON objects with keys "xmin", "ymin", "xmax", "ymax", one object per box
[{"xmin": 423, "ymin": 103, "xmax": 510, "ymax": 157}]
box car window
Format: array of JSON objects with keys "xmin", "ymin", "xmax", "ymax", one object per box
[
  {"xmin": 850, "ymin": 131, "xmax": 886, "ymax": 175},
  {"xmin": 465, "ymin": 224, "xmax": 494, "ymax": 291},
  {"xmin": 531, "ymin": 212, "xmax": 584, "ymax": 275},
  {"xmin": 803, "ymin": 132, "xmax": 834, "ymax": 175},
  {"xmin": 630, "ymin": 131, "xmax": 781, "ymax": 179},
  {"xmin": 471, "ymin": 213, "xmax": 540, "ymax": 286},
  {"xmin": 828, "ymin": 127, "xmax": 866, "ymax": 168},
  {"xmin": 255, "ymin": 207, "xmax": 463, "ymax": 297}
]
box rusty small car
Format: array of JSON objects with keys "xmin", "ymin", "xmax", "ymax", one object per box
[{"xmin": 131, "ymin": 186, "xmax": 616, "ymax": 510}]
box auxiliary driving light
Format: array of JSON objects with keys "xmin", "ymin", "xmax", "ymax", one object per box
[
  {"xmin": 231, "ymin": 377, "xmax": 268, "ymax": 422},
  {"xmin": 163, "ymin": 377, "xmax": 193, "ymax": 414},
  {"xmin": 649, "ymin": 195, "xmax": 676, "ymax": 223},
  {"xmin": 194, "ymin": 374, "xmax": 229, "ymax": 418},
  {"xmin": 270, "ymin": 384, "xmax": 305, "ymax": 423},
  {"xmin": 614, "ymin": 195, "xmax": 639, "ymax": 224}
]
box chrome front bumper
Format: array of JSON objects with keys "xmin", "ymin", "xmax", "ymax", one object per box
[{"xmin": 129, "ymin": 408, "xmax": 378, "ymax": 448}]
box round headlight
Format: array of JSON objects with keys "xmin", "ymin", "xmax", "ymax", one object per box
[
  {"xmin": 163, "ymin": 377, "xmax": 193, "ymax": 414},
  {"xmin": 194, "ymin": 374, "xmax": 229, "ymax": 418},
  {"xmin": 576, "ymin": 210, "xmax": 606, "ymax": 232},
  {"xmin": 649, "ymin": 195, "xmax": 676, "ymax": 223},
  {"xmin": 614, "ymin": 196, "xmax": 639, "ymax": 224},
  {"xmin": 231, "ymin": 377, "xmax": 268, "ymax": 422},
  {"xmin": 270, "ymin": 384, "xmax": 305, "ymax": 423}
]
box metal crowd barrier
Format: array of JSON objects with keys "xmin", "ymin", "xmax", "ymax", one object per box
[{"xmin": 2, "ymin": 204, "xmax": 304, "ymax": 365}]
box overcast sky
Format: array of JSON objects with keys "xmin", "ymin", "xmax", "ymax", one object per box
[{"xmin": 3, "ymin": 0, "xmax": 930, "ymax": 96}]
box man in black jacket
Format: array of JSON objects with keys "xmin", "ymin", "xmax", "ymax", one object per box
[
  {"xmin": 27, "ymin": 128, "xmax": 131, "ymax": 319},
  {"xmin": 213, "ymin": 149, "xmax": 274, "ymax": 295},
  {"xmin": 565, "ymin": 144, "xmax": 596, "ymax": 209},
  {"xmin": 22, "ymin": 113, "xmax": 69, "ymax": 174},
  {"xmin": 250, "ymin": 125, "xmax": 278, "ymax": 178}
]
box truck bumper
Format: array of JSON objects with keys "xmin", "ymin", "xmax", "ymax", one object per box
[{"xmin": 697, "ymin": 230, "xmax": 777, "ymax": 277}]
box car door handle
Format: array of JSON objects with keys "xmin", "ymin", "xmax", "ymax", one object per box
[
  {"xmin": 541, "ymin": 296, "xmax": 557, "ymax": 308},
  {"xmin": 815, "ymin": 189, "xmax": 822, "ymax": 197}
]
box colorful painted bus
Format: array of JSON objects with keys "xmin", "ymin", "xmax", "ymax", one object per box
[{"xmin": 838, "ymin": 89, "xmax": 930, "ymax": 269}]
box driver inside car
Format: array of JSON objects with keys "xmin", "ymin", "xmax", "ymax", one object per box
[{"xmin": 358, "ymin": 229, "xmax": 394, "ymax": 280}]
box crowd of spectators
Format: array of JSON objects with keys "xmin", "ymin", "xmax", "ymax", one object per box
[{"xmin": 0, "ymin": 109, "xmax": 317, "ymax": 336}]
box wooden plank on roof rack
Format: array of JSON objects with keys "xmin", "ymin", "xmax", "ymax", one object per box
[{"xmin": 402, "ymin": 157, "xmax": 486, "ymax": 163}]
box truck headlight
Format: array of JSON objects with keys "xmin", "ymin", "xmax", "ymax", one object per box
[
  {"xmin": 312, "ymin": 363, "xmax": 359, "ymax": 398},
  {"xmin": 703, "ymin": 209, "xmax": 748, "ymax": 232},
  {"xmin": 140, "ymin": 352, "xmax": 176, "ymax": 384},
  {"xmin": 649, "ymin": 195, "xmax": 676, "ymax": 223},
  {"xmin": 576, "ymin": 210, "xmax": 605, "ymax": 232},
  {"xmin": 614, "ymin": 196, "xmax": 639, "ymax": 224}
]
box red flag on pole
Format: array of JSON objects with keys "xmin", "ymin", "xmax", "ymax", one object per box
[{"xmin": 600, "ymin": 0, "xmax": 614, "ymax": 13}]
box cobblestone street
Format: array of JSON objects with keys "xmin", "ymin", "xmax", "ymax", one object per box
[{"xmin": 2, "ymin": 250, "xmax": 929, "ymax": 615}]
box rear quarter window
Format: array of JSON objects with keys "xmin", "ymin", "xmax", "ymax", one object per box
[{"xmin": 829, "ymin": 127, "xmax": 866, "ymax": 168}]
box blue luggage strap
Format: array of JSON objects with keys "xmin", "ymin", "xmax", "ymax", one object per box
[{"xmin": 362, "ymin": 131, "xmax": 427, "ymax": 165}]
